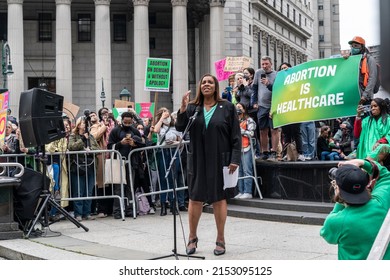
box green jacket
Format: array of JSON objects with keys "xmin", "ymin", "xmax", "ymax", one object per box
[{"xmin": 320, "ymin": 160, "xmax": 390, "ymax": 260}]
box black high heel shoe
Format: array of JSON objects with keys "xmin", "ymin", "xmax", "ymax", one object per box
[
  {"xmin": 186, "ymin": 237, "xmax": 198, "ymax": 255},
  {"xmin": 213, "ymin": 241, "xmax": 226, "ymax": 256}
]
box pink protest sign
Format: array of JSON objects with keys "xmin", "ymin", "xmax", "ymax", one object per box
[
  {"xmin": 214, "ymin": 58, "xmax": 235, "ymax": 81},
  {"xmin": 135, "ymin": 102, "xmax": 155, "ymax": 118}
]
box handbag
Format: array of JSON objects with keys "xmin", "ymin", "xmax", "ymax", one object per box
[
  {"xmin": 104, "ymin": 146, "xmax": 127, "ymax": 185},
  {"xmin": 286, "ymin": 142, "xmax": 299, "ymax": 161},
  {"xmin": 71, "ymin": 154, "xmax": 95, "ymax": 176}
]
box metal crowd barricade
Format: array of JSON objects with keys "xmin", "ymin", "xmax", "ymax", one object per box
[
  {"xmin": 0, "ymin": 162, "xmax": 25, "ymax": 178},
  {"xmin": 128, "ymin": 141, "xmax": 190, "ymax": 219},
  {"xmin": 0, "ymin": 149, "xmax": 128, "ymax": 220},
  {"xmin": 128, "ymin": 137, "xmax": 263, "ymax": 219},
  {"xmin": 241, "ymin": 137, "xmax": 263, "ymax": 199}
]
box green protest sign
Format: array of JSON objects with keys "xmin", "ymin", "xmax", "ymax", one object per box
[
  {"xmin": 144, "ymin": 58, "xmax": 171, "ymax": 92},
  {"xmin": 271, "ymin": 55, "xmax": 362, "ymax": 128}
]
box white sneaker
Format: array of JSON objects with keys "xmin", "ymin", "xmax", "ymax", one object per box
[
  {"xmin": 234, "ymin": 193, "xmax": 243, "ymax": 199},
  {"xmin": 240, "ymin": 193, "xmax": 253, "ymax": 199},
  {"xmin": 148, "ymin": 208, "xmax": 155, "ymax": 215},
  {"xmin": 304, "ymin": 156, "xmax": 312, "ymax": 161},
  {"xmin": 297, "ymin": 154, "xmax": 306, "ymax": 161}
]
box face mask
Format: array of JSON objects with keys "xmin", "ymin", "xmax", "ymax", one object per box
[
  {"xmin": 351, "ymin": 47, "xmax": 361, "ymax": 55},
  {"xmin": 163, "ymin": 117, "xmax": 171, "ymax": 125},
  {"xmin": 139, "ymin": 129, "xmax": 144, "ymax": 136},
  {"xmin": 122, "ymin": 124, "xmax": 132, "ymax": 131}
]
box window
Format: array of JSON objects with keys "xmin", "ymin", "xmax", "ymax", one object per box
[
  {"xmin": 293, "ymin": 9, "xmax": 296, "ymax": 22},
  {"xmin": 150, "ymin": 37, "xmax": 156, "ymax": 49},
  {"xmin": 0, "ymin": 13, "xmax": 7, "ymax": 41},
  {"xmin": 78, "ymin": 14, "xmax": 91, "ymax": 42},
  {"xmin": 249, "ymin": 46, "xmax": 252, "ymax": 58},
  {"xmin": 319, "ymin": 49, "xmax": 325, "ymax": 59},
  {"xmin": 287, "ymin": 4, "xmax": 290, "ymax": 18},
  {"xmin": 319, "ymin": 35, "xmax": 324, "ymax": 42},
  {"xmin": 281, "ymin": 0, "xmax": 283, "ymax": 13},
  {"xmin": 299, "ymin": 14, "xmax": 301, "ymax": 26},
  {"xmin": 149, "ymin": 12, "xmax": 156, "ymax": 25},
  {"xmin": 39, "ymin": 13, "xmax": 52, "ymax": 42},
  {"xmin": 113, "ymin": 14, "xmax": 126, "ymax": 42},
  {"xmin": 273, "ymin": 0, "xmax": 276, "ymax": 7},
  {"xmin": 28, "ymin": 77, "xmax": 56, "ymax": 93},
  {"xmin": 249, "ymin": 24, "xmax": 252, "ymax": 35},
  {"xmin": 318, "ymin": 5, "xmax": 323, "ymax": 10},
  {"xmin": 319, "ymin": 20, "xmax": 324, "ymax": 26},
  {"xmin": 249, "ymin": 2, "xmax": 251, "ymax": 12}
]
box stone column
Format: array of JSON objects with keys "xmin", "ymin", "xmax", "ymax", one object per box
[
  {"xmin": 133, "ymin": 0, "xmax": 150, "ymax": 103},
  {"xmin": 6, "ymin": 0, "xmax": 24, "ymax": 117},
  {"xmin": 209, "ymin": 0, "xmax": 225, "ymax": 76},
  {"xmin": 95, "ymin": 0, "xmax": 111, "ymax": 110},
  {"xmin": 55, "ymin": 0, "xmax": 72, "ymax": 102},
  {"xmin": 171, "ymin": 0, "xmax": 188, "ymax": 111}
]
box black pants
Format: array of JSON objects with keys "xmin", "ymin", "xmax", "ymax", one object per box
[
  {"xmin": 97, "ymin": 186, "xmax": 114, "ymax": 215},
  {"xmin": 113, "ymin": 164, "xmax": 133, "ymax": 216},
  {"xmin": 282, "ymin": 123, "xmax": 303, "ymax": 154}
]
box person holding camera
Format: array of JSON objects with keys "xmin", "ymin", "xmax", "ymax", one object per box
[
  {"xmin": 320, "ymin": 157, "xmax": 390, "ymax": 259},
  {"xmin": 354, "ymin": 97, "xmax": 390, "ymax": 159}
]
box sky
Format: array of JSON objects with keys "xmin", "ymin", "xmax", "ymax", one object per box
[{"xmin": 339, "ymin": 0, "xmax": 380, "ymax": 49}]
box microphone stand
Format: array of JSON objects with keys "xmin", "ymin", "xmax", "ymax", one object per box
[{"xmin": 151, "ymin": 107, "xmax": 205, "ymax": 260}]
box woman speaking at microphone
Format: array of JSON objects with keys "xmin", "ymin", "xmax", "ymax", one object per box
[{"xmin": 176, "ymin": 74, "xmax": 241, "ymax": 256}]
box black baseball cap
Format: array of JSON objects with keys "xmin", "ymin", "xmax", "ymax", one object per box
[{"xmin": 335, "ymin": 165, "xmax": 370, "ymax": 205}]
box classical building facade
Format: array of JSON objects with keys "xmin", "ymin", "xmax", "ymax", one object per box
[{"xmin": 0, "ymin": 0, "xmax": 340, "ymax": 117}]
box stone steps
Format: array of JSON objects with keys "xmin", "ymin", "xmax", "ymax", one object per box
[{"xmin": 203, "ymin": 198, "xmax": 334, "ymax": 225}]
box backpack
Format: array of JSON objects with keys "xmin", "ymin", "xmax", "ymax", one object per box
[
  {"xmin": 361, "ymin": 55, "xmax": 381, "ymax": 93},
  {"xmin": 135, "ymin": 188, "xmax": 150, "ymax": 215}
]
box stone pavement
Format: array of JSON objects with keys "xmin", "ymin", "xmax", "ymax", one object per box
[{"xmin": 0, "ymin": 212, "xmax": 337, "ymax": 260}]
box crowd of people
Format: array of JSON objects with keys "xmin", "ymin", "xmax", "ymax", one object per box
[{"xmin": 2, "ymin": 34, "xmax": 389, "ymax": 258}]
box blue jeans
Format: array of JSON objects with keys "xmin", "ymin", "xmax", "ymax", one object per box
[
  {"xmin": 300, "ymin": 122, "xmax": 316, "ymax": 159},
  {"xmin": 49, "ymin": 163, "xmax": 60, "ymax": 216},
  {"xmin": 321, "ymin": 151, "xmax": 340, "ymax": 161},
  {"xmin": 156, "ymin": 149, "xmax": 174, "ymax": 204},
  {"xmin": 71, "ymin": 167, "xmax": 95, "ymax": 217},
  {"xmin": 238, "ymin": 149, "xmax": 254, "ymax": 194}
]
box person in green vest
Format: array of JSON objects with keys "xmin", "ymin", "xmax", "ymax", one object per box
[{"xmin": 320, "ymin": 156, "xmax": 390, "ymax": 259}]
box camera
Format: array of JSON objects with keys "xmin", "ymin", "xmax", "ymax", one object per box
[
  {"xmin": 328, "ymin": 167, "xmax": 338, "ymax": 180},
  {"xmin": 244, "ymin": 74, "xmax": 249, "ymax": 81},
  {"xmin": 83, "ymin": 109, "xmax": 91, "ymax": 121},
  {"xmin": 261, "ymin": 73, "xmax": 266, "ymax": 79},
  {"xmin": 362, "ymin": 105, "xmax": 371, "ymax": 113}
]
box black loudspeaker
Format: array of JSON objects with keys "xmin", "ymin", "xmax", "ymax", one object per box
[
  {"xmin": 380, "ymin": 0, "xmax": 390, "ymax": 92},
  {"xmin": 19, "ymin": 88, "xmax": 66, "ymax": 147}
]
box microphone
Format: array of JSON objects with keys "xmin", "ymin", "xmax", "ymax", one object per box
[{"xmin": 190, "ymin": 106, "xmax": 201, "ymax": 120}]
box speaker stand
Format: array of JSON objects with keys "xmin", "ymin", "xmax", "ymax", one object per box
[{"xmin": 25, "ymin": 146, "xmax": 89, "ymax": 239}]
